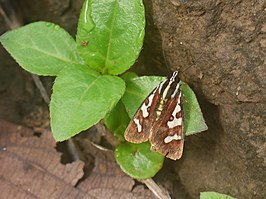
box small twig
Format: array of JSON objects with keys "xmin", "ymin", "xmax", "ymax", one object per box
[
  {"xmin": 139, "ymin": 178, "xmax": 171, "ymax": 199},
  {"xmin": 90, "ymin": 141, "xmax": 113, "ymax": 152},
  {"xmin": 31, "ymin": 74, "xmax": 50, "ymax": 105},
  {"xmin": 66, "ymin": 139, "xmax": 81, "ymax": 161},
  {"xmin": 0, "ymin": 3, "xmax": 21, "ymax": 29}
]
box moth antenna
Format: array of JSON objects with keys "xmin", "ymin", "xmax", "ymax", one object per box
[
  {"xmin": 180, "ymin": 65, "xmax": 193, "ymax": 75},
  {"xmin": 0, "ymin": 0, "xmax": 22, "ymax": 29}
]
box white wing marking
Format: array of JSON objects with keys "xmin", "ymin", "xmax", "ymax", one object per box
[
  {"xmin": 167, "ymin": 103, "xmax": 182, "ymax": 128},
  {"xmin": 140, "ymin": 93, "xmax": 154, "ymax": 118},
  {"xmin": 133, "ymin": 118, "xmax": 142, "ymax": 133},
  {"xmin": 164, "ymin": 134, "xmax": 182, "ymax": 143}
]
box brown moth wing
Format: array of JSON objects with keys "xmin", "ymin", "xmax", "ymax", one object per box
[
  {"xmin": 124, "ymin": 88, "xmax": 161, "ymax": 143},
  {"xmin": 149, "ymin": 96, "xmax": 184, "ymax": 160}
]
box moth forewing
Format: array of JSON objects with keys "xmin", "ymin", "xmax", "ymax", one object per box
[
  {"xmin": 124, "ymin": 87, "xmax": 161, "ymax": 143},
  {"xmin": 149, "ymin": 92, "xmax": 184, "ymax": 160}
]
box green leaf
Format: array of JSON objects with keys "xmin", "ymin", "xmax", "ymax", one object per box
[
  {"xmin": 122, "ymin": 76, "xmax": 208, "ymax": 136},
  {"xmin": 121, "ymin": 71, "xmax": 138, "ymax": 81},
  {"xmin": 76, "ymin": 0, "xmax": 145, "ymax": 75},
  {"xmin": 50, "ymin": 64, "xmax": 125, "ymax": 141},
  {"xmin": 0, "ymin": 22, "xmax": 83, "ymax": 76},
  {"xmin": 115, "ymin": 142, "xmax": 164, "ymax": 179},
  {"xmin": 200, "ymin": 192, "xmax": 235, "ymax": 199},
  {"xmin": 104, "ymin": 100, "xmax": 130, "ymax": 141},
  {"xmin": 181, "ymin": 82, "xmax": 208, "ymax": 135},
  {"xmin": 122, "ymin": 76, "xmax": 165, "ymax": 118}
]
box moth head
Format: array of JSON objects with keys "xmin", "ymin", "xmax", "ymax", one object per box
[{"xmin": 169, "ymin": 71, "xmax": 180, "ymax": 82}]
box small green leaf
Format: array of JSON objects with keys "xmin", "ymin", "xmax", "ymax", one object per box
[
  {"xmin": 200, "ymin": 192, "xmax": 235, "ymax": 199},
  {"xmin": 104, "ymin": 100, "xmax": 130, "ymax": 141},
  {"xmin": 0, "ymin": 22, "xmax": 83, "ymax": 76},
  {"xmin": 181, "ymin": 82, "xmax": 208, "ymax": 135},
  {"xmin": 121, "ymin": 72, "xmax": 138, "ymax": 81},
  {"xmin": 115, "ymin": 142, "xmax": 164, "ymax": 179},
  {"xmin": 50, "ymin": 64, "xmax": 125, "ymax": 141},
  {"xmin": 122, "ymin": 76, "xmax": 207, "ymax": 135},
  {"xmin": 122, "ymin": 76, "xmax": 164, "ymax": 118},
  {"xmin": 76, "ymin": 0, "xmax": 145, "ymax": 75}
]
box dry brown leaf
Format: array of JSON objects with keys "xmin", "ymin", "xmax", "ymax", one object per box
[
  {"xmin": 0, "ymin": 120, "xmax": 157, "ymax": 199},
  {"xmin": 77, "ymin": 144, "xmax": 157, "ymax": 199},
  {"xmin": 0, "ymin": 120, "xmax": 90, "ymax": 199}
]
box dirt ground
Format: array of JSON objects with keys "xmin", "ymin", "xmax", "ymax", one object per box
[{"xmin": 0, "ymin": 0, "xmax": 265, "ymax": 199}]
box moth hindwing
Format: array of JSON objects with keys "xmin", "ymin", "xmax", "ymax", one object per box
[{"xmin": 124, "ymin": 71, "xmax": 184, "ymax": 160}]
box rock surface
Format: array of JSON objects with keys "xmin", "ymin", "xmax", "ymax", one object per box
[{"xmin": 145, "ymin": 0, "xmax": 265, "ymax": 198}]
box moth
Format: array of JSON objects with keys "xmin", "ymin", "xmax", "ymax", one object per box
[{"xmin": 124, "ymin": 71, "xmax": 184, "ymax": 160}]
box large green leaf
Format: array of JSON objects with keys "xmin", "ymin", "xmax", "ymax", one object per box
[
  {"xmin": 122, "ymin": 76, "xmax": 207, "ymax": 136},
  {"xmin": 0, "ymin": 22, "xmax": 83, "ymax": 76},
  {"xmin": 76, "ymin": 0, "xmax": 145, "ymax": 75},
  {"xmin": 50, "ymin": 64, "xmax": 125, "ymax": 141},
  {"xmin": 115, "ymin": 142, "xmax": 164, "ymax": 179},
  {"xmin": 200, "ymin": 192, "xmax": 235, "ymax": 199}
]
